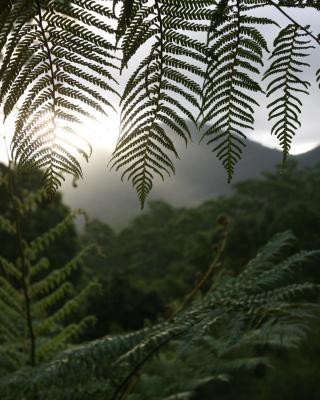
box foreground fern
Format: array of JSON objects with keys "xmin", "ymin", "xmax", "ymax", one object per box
[
  {"xmin": 0, "ymin": 166, "xmax": 99, "ymax": 371},
  {"xmin": 0, "ymin": 0, "xmax": 319, "ymax": 205},
  {"xmin": 0, "ymin": 230, "xmax": 319, "ymax": 399}
]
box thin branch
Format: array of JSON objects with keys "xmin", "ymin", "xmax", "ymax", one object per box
[
  {"xmin": 35, "ymin": 0, "xmax": 58, "ymax": 191},
  {"xmin": 277, "ymin": 0, "xmax": 320, "ymax": 9},
  {"xmin": 267, "ymin": 0, "xmax": 320, "ymax": 44},
  {"xmin": 111, "ymin": 328, "xmax": 185, "ymax": 400},
  {"xmin": 176, "ymin": 222, "xmax": 229, "ymax": 314}
]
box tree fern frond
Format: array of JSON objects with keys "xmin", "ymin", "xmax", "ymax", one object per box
[
  {"xmin": 256, "ymin": 249, "xmax": 320, "ymax": 290},
  {"xmin": 200, "ymin": 4, "xmax": 275, "ymax": 181},
  {"xmin": 237, "ymin": 230, "xmax": 296, "ymax": 281},
  {"xmin": 13, "ymin": 187, "xmax": 47, "ymax": 216},
  {"xmin": 36, "ymin": 315, "xmax": 97, "ymax": 361},
  {"xmin": 32, "ymin": 281, "xmax": 73, "ymax": 316},
  {"xmin": 0, "ymin": 347, "xmax": 22, "ymax": 375},
  {"xmin": 0, "ymin": 0, "xmax": 319, "ymax": 202},
  {"xmin": 30, "ymin": 258, "xmax": 50, "ymax": 279},
  {"xmin": 0, "ymin": 0, "xmax": 118, "ymax": 195},
  {"xmin": 29, "ymin": 244, "xmax": 95, "ymax": 297},
  {"xmin": 0, "ymin": 278, "xmax": 24, "ymax": 317},
  {"xmin": 0, "ymin": 256, "xmax": 21, "ymax": 280},
  {"xmin": 0, "ymin": 297, "xmax": 23, "ymax": 330},
  {"xmin": 0, "ymin": 174, "xmax": 100, "ymax": 371},
  {"xmin": 263, "ymin": 24, "xmax": 313, "ymax": 163},
  {"xmin": 111, "ymin": 0, "xmax": 208, "ymax": 207},
  {"xmin": 25, "ymin": 210, "xmax": 83, "ymax": 261},
  {"xmin": 0, "ymin": 216, "xmax": 16, "ymax": 235},
  {"xmin": 36, "ymin": 280, "xmax": 99, "ymax": 334}
]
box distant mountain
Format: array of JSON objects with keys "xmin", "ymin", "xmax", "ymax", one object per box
[
  {"xmin": 296, "ymin": 146, "xmax": 320, "ymax": 167},
  {"xmin": 61, "ymin": 139, "xmax": 320, "ymax": 229}
]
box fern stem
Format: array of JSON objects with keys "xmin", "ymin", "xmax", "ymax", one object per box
[
  {"xmin": 225, "ymin": 0, "xmax": 241, "ymax": 182},
  {"xmin": 177, "ymin": 221, "xmax": 229, "ymax": 313},
  {"xmin": 197, "ymin": 0, "xmax": 228, "ymax": 126},
  {"xmin": 111, "ymin": 327, "xmax": 185, "ymax": 400},
  {"xmin": 152, "ymin": 0, "xmax": 164, "ymax": 114},
  {"xmin": 282, "ymin": 26, "xmax": 298, "ymax": 164},
  {"xmin": 197, "ymin": 21, "xmax": 214, "ymax": 126},
  {"xmin": 35, "ymin": 0, "xmax": 57, "ymax": 188},
  {"xmin": 139, "ymin": 0, "xmax": 165, "ymax": 209},
  {"xmin": 7, "ymin": 162, "xmax": 36, "ymax": 367}
]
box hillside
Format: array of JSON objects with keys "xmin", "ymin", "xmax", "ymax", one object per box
[
  {"xmin": 61, "ymin": 140, "xmax": 320, "ymax": 228},
  {"xmin": 296, "ymin": 145, "xmax": 320, "ymax": 167}
]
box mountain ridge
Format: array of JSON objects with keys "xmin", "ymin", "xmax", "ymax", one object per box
[{"xmin": 61, "ymin": 139, "xmax": 320, "ymax": 228}]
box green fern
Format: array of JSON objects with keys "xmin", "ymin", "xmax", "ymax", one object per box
[
  {"xmin": 110, "ymin": 0, "xmax": 209, "ymax": 207},
  {"xmin": 0, "ymin": 170, "xmax": 99, "ymax": 371},
  {"xmin": 263, "ymin": 24, "xmax": 313, "ymax": 163},
  {"xmin": 199, "ymin": 5, "xmax": 275, "ymax": 181},
  {"xmin": 1, "ymin": 230, "xmax": 319, "ymax": 399},
  {"xmin": 0, "ymin": 0, "xmax": 118, "ymax": 195}
]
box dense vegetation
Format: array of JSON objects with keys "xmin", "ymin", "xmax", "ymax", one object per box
[
  {"xmin": 82, "ymin": 160, "xmax": 320, "ymax": 336},
  {"xmin": 1, "ymin": 161, "xmax": 320, "ymax": 399}
]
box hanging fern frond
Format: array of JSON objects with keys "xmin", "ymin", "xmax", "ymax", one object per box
[
  {"xmin": 0, "ymin": 0, "xmax": 118, "ymax": 195},
  {"xmin": 1, "ymin": 0, "xmax": 320, "ymax": 205},
  {"xmin": 200, "ymin": 2, "xmax": 276, "ymax": 181},
  {"xmin": 263, "ymin": 24, "xmax": 313, "ymax": 163},
  {"xmin": 110, "ymin": 0, "xmax": 209, "ymax": 208}
]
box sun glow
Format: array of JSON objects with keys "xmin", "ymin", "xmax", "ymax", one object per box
[
  {"xmin": 0, "ymin": 112, "xmax": 121, "ymax": 166},
  {"xmin": 1, "ymin": 112, "xmax": 318, "ymax": 167},
  {"xmin": 85, "ymin": 115, "xmax": 120, "ymax": 151}
]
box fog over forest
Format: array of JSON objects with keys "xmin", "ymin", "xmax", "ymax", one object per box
[{"xmin": 62, "ymin": 137, "xmax": 320, "ymax": 228}]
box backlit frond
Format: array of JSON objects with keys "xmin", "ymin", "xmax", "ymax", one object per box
[
  {"xmin": 0, "ymin": 0, "xmax": 118, "ymax": 195},
  {"xmin": 200, "ymin": 2, "xmax": 275, "ymax": 181},
  {"xmin": 111, "ymin": 0, "xmax": 209, "ymax": 207},
  {"xmin": 263, "ymin": 24, "xmax": 313, "ymax": 163}
]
